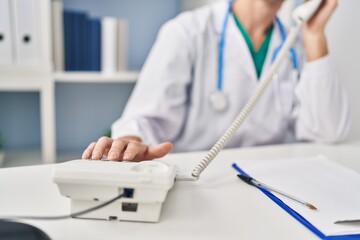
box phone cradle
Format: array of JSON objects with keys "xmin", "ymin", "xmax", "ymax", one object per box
[{"xmin": 53, "ymin": 160, "xmax": 177, "ymax": 222}]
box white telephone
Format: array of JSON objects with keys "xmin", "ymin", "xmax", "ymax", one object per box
[
  {"xmin": 293, "ymin": 0, "xmax": 323, "ymax": 23},
  {"xmin": 53, "ymin": 0, "xmax": 323, "ymax": 223}
]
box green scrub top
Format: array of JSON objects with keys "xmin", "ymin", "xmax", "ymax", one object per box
[{"xmin": 232, "ymin": 14, "xmax": 273, "ymax": 79}]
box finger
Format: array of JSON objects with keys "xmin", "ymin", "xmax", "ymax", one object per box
[
  {"xmin": 123, "ymin": 141, "xmax": 148, "ymax": 161},
  {"xmin": 144, "ymin": 142, "xmax": 173, "ymax": 160},
  {"xmin": 82, "ymin": 142, "xmax": 96, "ymax": 160},
  {"xmin": 104, "ymin": 148, "xmax": 110, "ymax": 158},
  {"xmin": 91, "ymin": 136, "xmax": 113, "ymax": 160},
  {"xmin": 310, "ymin": 0, "xmax": 337, "ymax": 23},
  {"xmin": 108, "ymin": 138, "xmax": 128, "ymax": 161}
]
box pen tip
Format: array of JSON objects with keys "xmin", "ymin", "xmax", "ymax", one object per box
[{"xmin": 305, "ymin": 203, "xmax": 317, "ymax": 210}]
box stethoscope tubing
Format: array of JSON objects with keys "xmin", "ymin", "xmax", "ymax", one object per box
[
  {"xmin": 217, "ymin": 0, "xmax": 234, "ymax": 91},
  {"xmin": 216, "ymin": 0, "xmax": 299, "ymax": 93}
]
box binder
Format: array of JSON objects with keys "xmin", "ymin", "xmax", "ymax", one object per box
[
  {"xmin": 101, "ymin": 17, "xmax": 118, "ymax": 74},
  {"xmin": 232, "ymin": 164, "xmax": 360, "ymax": 240},
  {"xmin": 117, "ymin": 19, "xmax": 128, "ymax": 71},
  {"xmin": 51, "ymin": 0, "xmax": 64, "ymax": 71},
  {"xmin": 86, "ymin": 18, "xmax": 101, "ymax": 71},
  {"xmin": 63, "ymin": 10, "xmax": 76, "ymax": 71},
  {"xmin": 64, "ymin": 10, "xmax": 96, "ymax": 71},
  {"xmin": 74, "ymin": 12, "xmax": 87, "ymax": 71},
  {"xmin": 0, "ymin": 0, "xmax": 13, "ymax": 65},
  {"xmin": 12, "ymin": 0, "xmax": 40, "ymax": 65}
]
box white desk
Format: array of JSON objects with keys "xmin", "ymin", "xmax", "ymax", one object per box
[{"xmin": 1, "ymin": 142, "xmax": 359, "ymax": 240}]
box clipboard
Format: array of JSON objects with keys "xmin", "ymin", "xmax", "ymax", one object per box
[{"xmin": 232, "ymin": 164, "xmax": 360, "ymax": 240}]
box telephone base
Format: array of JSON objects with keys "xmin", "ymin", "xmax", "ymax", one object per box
[
  {"xmin": 53, "ymin": 160, "xmax": 177, "ymax": 223},
  {"xmin": 71, "ymin": 199, "xmax": 163, "ymax": 222}
]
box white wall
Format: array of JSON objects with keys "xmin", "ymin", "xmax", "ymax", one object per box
[
  {"xmin": 180, "ymin": 0, "xmax": 218, "ymax": 11},
  {"xmin": 326, "ymin": 0, "xmax": 360, "ymax": 141},
  {"xmin": 180, "ymin": 0, "xmax": 294, "ymax": 22}
]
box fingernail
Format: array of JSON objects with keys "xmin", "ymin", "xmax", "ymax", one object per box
[
  {"xmin": 109, "ymin": 151, "xmax": 119, "ymax": 159},
  {"xmin": 82, "ymin": 150, "xmax": 91, "ymax": 159},
  {"xmin": 123, "ymin": 152, "xmax": 134, "ymax": 160},
  {"xmin": 92, "ymin": 151, "xmax": 101, "ymax": 159}
]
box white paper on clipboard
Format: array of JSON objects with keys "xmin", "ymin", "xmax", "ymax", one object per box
[{"xmin": 235, "ymin": 155, "xmax": 360, "ymax": 236}]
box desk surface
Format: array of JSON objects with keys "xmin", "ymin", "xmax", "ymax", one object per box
[{"xmin": 1, "ymin": 142, "xmax": 359, "ymax": 240}]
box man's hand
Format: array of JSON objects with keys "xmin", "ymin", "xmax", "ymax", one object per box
[
  {"xmin": 302, "ymin": 0, "xmax": 338, "ymax": 61},
  {"xmin": 81, "ymin": 136, "xmax": 173, "ymax": 162}
]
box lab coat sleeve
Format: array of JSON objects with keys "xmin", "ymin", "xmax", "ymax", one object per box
[
  {"xmin": 111, "ymin": 18, "xmax": 193, "ymax": 146},
  {"xmin": 294, "ymin": 54, "xmax": 351, "ymax": 143}
]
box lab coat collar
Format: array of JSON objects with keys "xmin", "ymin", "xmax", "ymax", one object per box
[
  {"xmin": 210, "ymin": 0, "xmax": 257, "ymax": 80},
  {"xmin": 211, "ymin": 0, "xmax": 236, "ymax": 35},
  {"xmin": 211, "ymin": 0, "xmax": 282, "ymax": 37},
  {"xmin": 210, "ymin": 0, "xmax": 283, "ymax": 81}
]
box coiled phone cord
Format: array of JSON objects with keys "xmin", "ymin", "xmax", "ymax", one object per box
[{"xmin": 191, "ymin": 25, "xmax": 301, "ymax": 180}]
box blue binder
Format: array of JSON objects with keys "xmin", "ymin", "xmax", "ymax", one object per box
[
  {"xmin": 75, "ymin": 12, "xmax": 87, "ymax": 71},
  {"xmin": 63, "ymin": 11, "xmax": 75, "ymax": 71},
  {"xmin": 63, "ymin": 10, "xmax": 90, "ymax": 71},
  {"xmin": 231, "ymin": 163, "xmax": 360, "ymax": 240},
  {"xmin": 85, "ymin": 18, "xmax": 101, "ymax": 71}
]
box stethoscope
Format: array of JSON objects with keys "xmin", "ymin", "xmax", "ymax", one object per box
[{"xmin": 209, "ymin": 0, "xmax": 299, "ymax": 114}]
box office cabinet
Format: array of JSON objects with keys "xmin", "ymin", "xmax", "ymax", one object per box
[{"xmin": 0, "ymin": 0, "xmax": 138, "ymax": 165}]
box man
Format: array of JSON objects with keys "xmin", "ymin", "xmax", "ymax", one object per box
[{"xmin": 82, "ymin": 0, "xmax": 350, "ymax": 162}]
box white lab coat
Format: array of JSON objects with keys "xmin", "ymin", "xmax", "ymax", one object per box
[{"xmin": 112, "ymin": 0, "xmax": 350, "ymax": 152}]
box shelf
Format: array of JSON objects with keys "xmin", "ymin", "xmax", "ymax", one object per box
[
  {"xmin": 0, "ymin": 75, "xmax": 52, "ymax": 91},
  {"xmin": 1, "ymin": 149, "xmax": 42, "ymax": 168},
  {"xmin": 54, "ymin": 71, "xmax": 139, "ymax": 83},
  {"xmin": 0, "ymin": 148, "xmax": 83, "ymax": 168}
]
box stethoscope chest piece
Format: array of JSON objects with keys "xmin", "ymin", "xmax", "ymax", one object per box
[{"xmin": 209, "ymin": 91, "xmax": 228, "ymax": 112}]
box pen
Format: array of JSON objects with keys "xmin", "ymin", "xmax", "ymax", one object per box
[{"xmin": 232, "ymin": 163, "xmax": 317, "ymax": 211}]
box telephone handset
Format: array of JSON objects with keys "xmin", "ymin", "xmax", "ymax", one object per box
[
  {"xmin": 293, "ymin": 0, "xmax": 323, "ymax": 23},
  {"xmin": 190, "ymin": 0, "xmax": 323, "ymax": 180}
]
